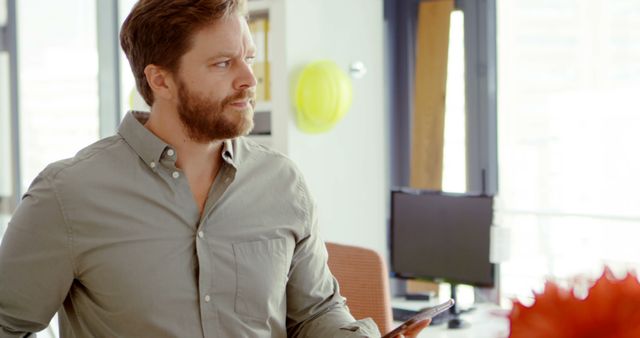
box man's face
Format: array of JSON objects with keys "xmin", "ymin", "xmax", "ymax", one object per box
[{"xmin": 174, "ymin": 15, "xmax": 257, "ymax": 143}]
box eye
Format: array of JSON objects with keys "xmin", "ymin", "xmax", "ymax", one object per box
[
  {"xmin": 213, "ymin": 60, "xmax": 231, "ymax": 68},
  {"xmin": 245, "ymin": 56, "xmax": 256, "ymax": 65}
]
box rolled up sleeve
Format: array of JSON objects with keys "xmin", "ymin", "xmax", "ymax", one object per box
[
  {"xmin": 285, "ymin": 183, "xmax": 381, "ymax": 338},
  {"xmin": 0, "ymin": 174, "xmax": 75, "ymax": 337}
]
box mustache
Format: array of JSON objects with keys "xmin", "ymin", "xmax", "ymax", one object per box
[{"xmin": 222, "ymin": 89, "xmax": 256, "ymax": 106}]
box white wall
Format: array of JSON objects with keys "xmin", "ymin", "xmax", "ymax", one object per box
[{"xmin": 282, "ymin": 0, "xmax": 388, "ymax": 256}]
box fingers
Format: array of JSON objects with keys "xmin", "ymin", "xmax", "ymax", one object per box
[
  {"xmin": 391, "ymin": 319, "xmax": 431, "ymax": 338},
  {"xmin": 402, "ymin": 318, "xmax": 431, "ymax": 338}
]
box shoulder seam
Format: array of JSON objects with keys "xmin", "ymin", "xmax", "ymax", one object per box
[
  {"xmin": 243, "ymin": 137, "xmax": 286, "ymax": 158},
  {"xmin": 45, "ymin": 136, "xmax": 124, "ymax": 180},
  {"xmin": 294, "ymin": 176, "xmax": 313, "ymax": 238},
  {"xmin": 43, "ymin": 175, "xmax": 78, "ymax": 277}
]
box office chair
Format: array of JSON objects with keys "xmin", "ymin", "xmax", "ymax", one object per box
[{"xmin": 325, "ymin": 242, "xmax": 393, "ymax": 334}]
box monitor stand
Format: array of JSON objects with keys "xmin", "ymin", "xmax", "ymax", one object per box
[{"xmin": 447, "ymin": 284, "xmax": 470, "ymax": 329}]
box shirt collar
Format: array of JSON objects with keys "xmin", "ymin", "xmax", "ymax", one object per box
[
  {"xmin": 118, "ymin": 111, "xmax": 239, "ymax": 168},
  {"xmin": 118, "ymin": 111, "xmax": 169, "ymax": 167},
  {"xmin": 222, "ymin": 139, "xmax": 237, "ymax": 168}
]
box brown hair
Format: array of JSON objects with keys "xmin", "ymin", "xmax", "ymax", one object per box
[{"xmin": 120, "ymin": 0, "xmax": 248, "ymax": 106}]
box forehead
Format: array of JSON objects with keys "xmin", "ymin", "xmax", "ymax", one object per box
[{"xmin": 185, "ymin": 15, "xmax": 254, "ymax": 58}]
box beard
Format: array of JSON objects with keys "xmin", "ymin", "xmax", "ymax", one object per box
[{"xmin": 176, "ymin": 80, "xmax": 255, "ymax": 143}]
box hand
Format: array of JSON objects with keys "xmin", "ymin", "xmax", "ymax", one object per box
[{"xmin": 392, "ymin": 318, "xmax": 431, "ymax": 338}]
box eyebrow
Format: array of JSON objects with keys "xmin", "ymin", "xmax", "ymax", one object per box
[
  {"xmin": 206, "ymin": 47, "xmax": 257, "ymax": 61},
  {"xmin": 206, "ymin": 52, "xmax": 237, "ymax": 61}
]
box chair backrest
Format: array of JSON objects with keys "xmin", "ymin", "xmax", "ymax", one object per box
[{"xmin": 325, "ymin": 242, "xmax": 393, "ymax": 334}]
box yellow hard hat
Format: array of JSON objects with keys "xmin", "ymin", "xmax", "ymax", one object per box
[{"xmin": 294, "ymin": 60, "xmax": 353, "ymax": 133}]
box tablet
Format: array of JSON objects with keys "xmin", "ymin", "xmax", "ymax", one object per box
[{"xmin": 382, "ymin": 299, "xmax": 455, "ymax": 338}]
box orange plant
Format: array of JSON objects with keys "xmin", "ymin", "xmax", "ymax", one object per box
[{"xmin": 509, "ymin": 269, "xmax": 640, "ymax": 338}]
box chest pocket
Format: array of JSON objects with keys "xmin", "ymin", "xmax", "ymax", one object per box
[{"xmin": 232, "ymin": 238, "xmax": 288, "ymax": 320}]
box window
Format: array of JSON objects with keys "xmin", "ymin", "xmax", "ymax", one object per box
[
  {"xmin": 442, "ymin": 10, "xmax": 467, "ymax": 193},
  {"xmin": 0, "ymin": 0, "xmax": 10, "ymax": 237},
  {"xmin": 118, "ymin": 0, "xmax": 148, "ymax": 117},
  {"xmin": 0, "ymin": 52, "xmax": 10, "ymax": 238},
  {"xmin": 17, "ymin": 0, "xmax": 100, "ymax": 193},
  {"xmin": 497, "ymin": 0, "xmax": 640, "ymax": 304},
  {"xmin": 0, "ymin": 0, "xmax": 5, "ymax": 23}
]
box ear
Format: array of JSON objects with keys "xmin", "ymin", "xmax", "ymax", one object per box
[{"xmin": 144, "ymin": 64, "xmax": 176, "ymax": 101}]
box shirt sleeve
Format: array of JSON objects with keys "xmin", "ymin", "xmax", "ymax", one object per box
[
  {"xmin": 285, "ymin": 180, "xmax": 382, "ymax": 338},
  {"xmin": 0, "ymin": 174, "xmax": 75, "ymax": 337}
]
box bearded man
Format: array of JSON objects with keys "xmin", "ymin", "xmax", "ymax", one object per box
[{"xmin": 0, "ymin": 1, "xmax": 429, "ymax": 337}]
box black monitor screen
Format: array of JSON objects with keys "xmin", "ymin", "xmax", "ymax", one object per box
[{"xmin": 390, "ymin": 190, "xmax": 495, "ymax": 287}]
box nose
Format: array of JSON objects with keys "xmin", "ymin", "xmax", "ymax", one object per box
[{"xmin": 234, "ymin": 61, "xmax": 257, "ymax": 91}]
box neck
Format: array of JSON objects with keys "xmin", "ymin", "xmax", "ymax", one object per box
[{"xmin": 144, "ymin": 104, "xmax": 223, "ymax": 172}]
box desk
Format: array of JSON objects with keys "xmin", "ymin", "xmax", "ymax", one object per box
[{"xmin": 391, "ymin": 298, "xmax": 510, "ymax": 338}]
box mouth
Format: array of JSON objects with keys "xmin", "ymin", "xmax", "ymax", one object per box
[{"xmin": 229, "ymin": 99, "xmax": 252, "ymax": 109}]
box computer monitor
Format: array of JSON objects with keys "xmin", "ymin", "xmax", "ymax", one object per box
[
  {"xmin": 390, "ymin": 189, "xmax": 495, "ymax": 287},
  {"xmin": 390, "ymin": 189, "xmax": 495, "ymax": 329}
]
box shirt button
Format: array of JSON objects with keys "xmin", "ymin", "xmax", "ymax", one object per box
[
  {"xmin": 204, "ymin": 295, "xmax": 211, "ymax": 302},
  {"xmin": 149, "ymin": 162, "xmax": 156, "ymax": 168},
  {"xmin": 198, "ymin": 231, "xmax": 204, "ymax": 238},
  {"xmin": 167, "ymin": 149, "xmax": 175, "ymax": 156},
  {"xmin": 172, "ymin": 171, "xmax": 180, "ymax": 179}
]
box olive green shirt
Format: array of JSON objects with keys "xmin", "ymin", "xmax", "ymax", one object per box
[{"xmin": 0, "ymin": 111, "xmax": 379, "ymax": 337}]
